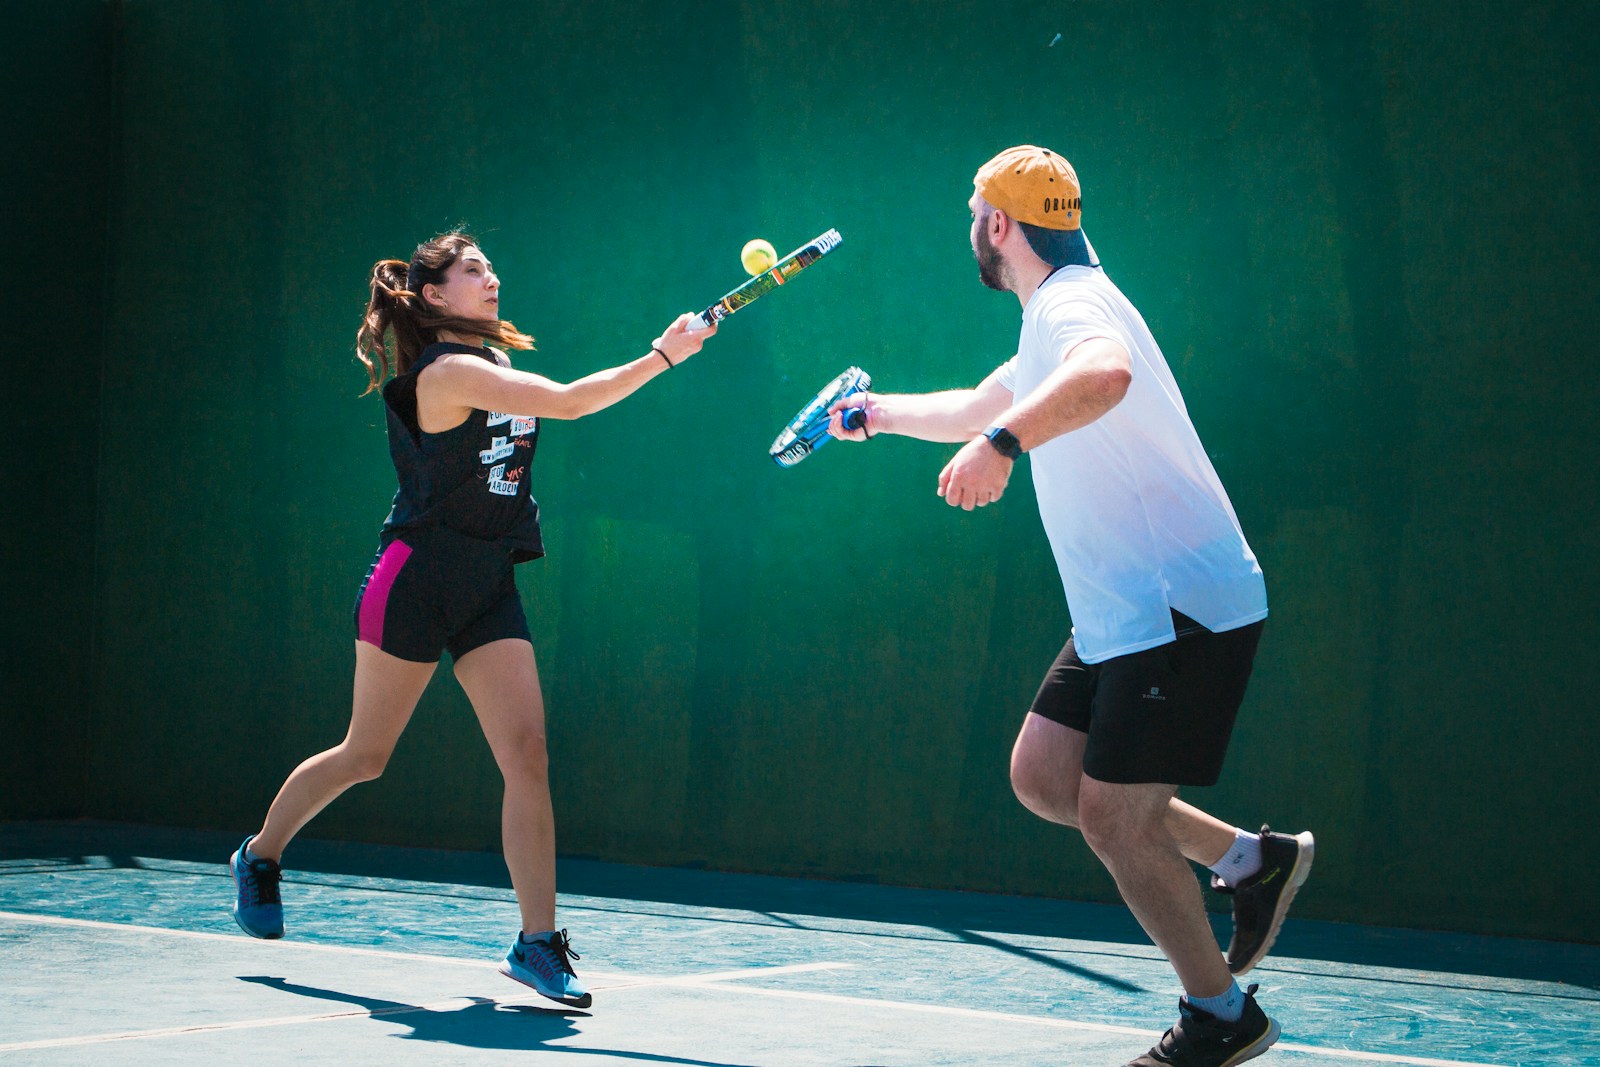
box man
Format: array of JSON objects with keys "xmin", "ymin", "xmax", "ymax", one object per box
[{"xmin": 828, "ymin": 145, "xmax": 1314, "ymax": 1067}]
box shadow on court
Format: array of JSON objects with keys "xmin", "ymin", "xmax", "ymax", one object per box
[
  {"xmin": 5, "ymin": 819, "xmax": 1598, "ymax": 1067},
  {"xmin": 949, "ymin": 927, "xmax": 1145, "ymax": 993},
  {"xmin": 235, "ymin": 975, "xmax": 753, "ymax": 1065},
  {"xmin": 5, "ymin": 819, "xmax": 1598, "ymax": 994}
]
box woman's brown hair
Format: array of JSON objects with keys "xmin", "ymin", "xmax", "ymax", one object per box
[{"xmin": 356, "ymin": 231, "xmax": 534, "ymax": 394}]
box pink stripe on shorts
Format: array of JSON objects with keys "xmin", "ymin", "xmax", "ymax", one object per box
[{"xmin": 357, "ymin": 540, "xmax": 413, "ymax": 648}]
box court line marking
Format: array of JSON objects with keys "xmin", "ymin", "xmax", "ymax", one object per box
[
  {"xmin": 668, "ymin": 985, "xmax": 1515, "ymax": 1067},
  {"xmin": 0, "ymin": 909, "xmax": 503, "ymax": 968},
  {"xmin": 0, "ymin": 998, "xmax": 532, "ymax": 1053},
  {"xmin": 634, "ymin": 961, "xmax": 853, "ymax": 985},
  {"xmin": 0, "ymin": 908, "xmax": 844, "ymax": 984},
  {"xmin": 0, "ymin": 910, "xmax": 1515, "ymax": 1066},
  {"xmin": 0, "ymin": 965, "xmax": 841, "ymax": 1055}
]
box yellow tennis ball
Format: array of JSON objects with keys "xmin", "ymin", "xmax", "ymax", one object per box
[{"xmin": 741, "ymin": 238, "xmax": 777, "ymax": 275}]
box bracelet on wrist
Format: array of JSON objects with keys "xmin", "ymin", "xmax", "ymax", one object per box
[{"xmin": 652, "ymin": 344, "xmax": 675, "ymax": 368}]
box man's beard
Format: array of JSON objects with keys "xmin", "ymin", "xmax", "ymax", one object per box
[{"xmin": 975, "ymin": 225, "xmax": 1009, "ymax": 291}]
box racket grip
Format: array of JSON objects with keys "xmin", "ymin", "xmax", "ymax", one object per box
[
  {"xmin": 684, "ymin": 311, "xmax": 713, "ymax": 332},
  {"xmin": 841, "ymin": 407, "xmax": 868, "ymax": 432}
]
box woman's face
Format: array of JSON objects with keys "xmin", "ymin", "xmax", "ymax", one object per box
[{"xmin": 425, "ymin": 246, "xmax": 500, "ymax": 320}]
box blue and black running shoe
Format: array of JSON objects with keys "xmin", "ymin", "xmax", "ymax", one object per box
[
  {"xmin": 498, "ymin": 928, "xmax": 592, "ymax": 1007},
  {"xmin": 230, "ymin": 837, "xmax": 284, "ymax": 939}
]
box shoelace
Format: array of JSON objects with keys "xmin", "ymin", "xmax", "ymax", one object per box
[
  {"xmin": 543, "ymin": 929, "xmax": 581, "ymax": 976},
  {"xmin": 244, "ymin": 859, "xmax": 282, "ymax": 906}
]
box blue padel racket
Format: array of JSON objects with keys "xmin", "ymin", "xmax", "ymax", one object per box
[
  {"xmin": 686, "ymin": 229, "xmax": 843, "ymax": 332},
  {"xmin": 770, "ymin": 366, "xmax": 871, "ymax": 468}
]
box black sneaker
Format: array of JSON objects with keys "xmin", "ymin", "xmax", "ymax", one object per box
[
  {"xmin": 1210, "ymin": 825, "xmax": 1314, "ymax": 974},
  {"xmin": 1125, "ymin": 984, "xmax": 1280, "ymax": 1066}
]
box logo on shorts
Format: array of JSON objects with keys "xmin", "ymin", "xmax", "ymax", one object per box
[{"xmin": 1142, "ymin": 686, "xmax": 1167, "ymax": 701}]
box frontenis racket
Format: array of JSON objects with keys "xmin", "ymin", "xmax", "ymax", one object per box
[
  {"xmin": 686, "ymin": 228, "xmax": 843, "ymax": 331},
  {"xmin": 770, "ymin": 366, "xmax": 871, "ymax": 467}
]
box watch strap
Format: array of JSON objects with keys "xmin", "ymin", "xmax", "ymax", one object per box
[{"xmin": 983, "ymin": 426, "xmax": 1022, "ymax": 459}]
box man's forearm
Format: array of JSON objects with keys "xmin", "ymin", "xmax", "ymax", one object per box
[
  {"xmin": 996, "ymin": 339, "xmax": 1132, "ymax": 451},
  {"xmin": 873, "ymin": 388, "xmax": 1008, "ymax": 442}
]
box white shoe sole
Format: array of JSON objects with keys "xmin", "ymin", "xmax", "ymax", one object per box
[
  {"xmin": 496, "ymin": 960, "xmax": 593, "ymax": 1008},
  {"xmin": 1222, "ymin": 1016, "xmax": 1282, "ymax": 1065}
]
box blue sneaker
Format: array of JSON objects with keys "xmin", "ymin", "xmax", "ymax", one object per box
[
  {"xmin": 230, "ymin": 837, "xmax": 284, "ymax": 939},
  {"xmin": 498, "ymin": 929, "xmax": 592, "ymax": 1007}
]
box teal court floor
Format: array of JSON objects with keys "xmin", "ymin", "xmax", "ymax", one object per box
[{"xmin": 1, "ymin": 822, "xmax": 1595, "ymax": 1066}]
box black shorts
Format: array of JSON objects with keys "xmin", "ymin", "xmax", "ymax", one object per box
[
  {"xmin": 353, "ymin": 525, "xmax": 531, "ymax": 663},
  {"xmin": 1028, "ymin": 611, "xmax": 1265, "ymax": 786}
]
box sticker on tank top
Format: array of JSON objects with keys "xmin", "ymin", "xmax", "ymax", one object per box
[
  {"xmin": 485, "ymin": 462, "xmax": 526, "ymax": 497},
  {"xmin": 480, "ymin": 437, "xmax": 516, "ymax": 463},
  {"xmin": 487, "ymin": 412, "xmax": 539, "ymax": 437}
]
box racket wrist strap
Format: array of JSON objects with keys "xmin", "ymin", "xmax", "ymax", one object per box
[{"xmin": 652, "ymin": 344, "xmax": 675, "ymax": 369}]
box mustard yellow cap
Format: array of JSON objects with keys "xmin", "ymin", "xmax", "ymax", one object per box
[{"xmin": 974, "ymin": 145, "xmax": 1082, "ymax": 230}]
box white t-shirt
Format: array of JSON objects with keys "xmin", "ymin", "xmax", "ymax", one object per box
[{"xmin": 995, "ymin": 265, "xmax": 1267, "ymax": 663}]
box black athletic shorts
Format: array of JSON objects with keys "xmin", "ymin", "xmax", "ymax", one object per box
[
  {"xmin": 353, "ymin": 525, "xmax": 531, "ymax": 663},
  {"xmin": 1027, "ymin": 611, "xmax": 1265, "ymax": 786}
]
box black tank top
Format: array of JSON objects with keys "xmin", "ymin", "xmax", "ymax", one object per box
[{"xmin": 378, "ymin": 342, "xmax": 544, "ymax": 562}]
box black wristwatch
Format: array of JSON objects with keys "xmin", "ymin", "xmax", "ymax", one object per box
[{"xmin": 983, "ymin": 426, "xmax": 1023, "ymax": 459}]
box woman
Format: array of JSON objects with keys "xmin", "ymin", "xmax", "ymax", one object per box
[{"xmin": 229, "ymin": 231, "xmax": 714, "ymax": 1008}]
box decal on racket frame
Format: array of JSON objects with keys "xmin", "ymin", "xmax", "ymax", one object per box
[{"xmin": 770, "ymin": 366, "xmax": 871, "ymax": 468}]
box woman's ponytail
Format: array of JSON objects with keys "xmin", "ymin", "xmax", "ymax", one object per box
[
  {"xmin": 356, "ymin": 259, "xmax": 419, "ymax": 395},
  {"xmin": 355, "ymin": 232, "xmax": 535, "ymax": 395}
]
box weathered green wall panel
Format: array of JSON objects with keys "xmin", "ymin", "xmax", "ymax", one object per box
[
  {"xmin": 1, "ymin": 1, "xmax": 113, "ymax": 819},
  {"xmin": 18, "ymin": 0, "xmax": 1597, "ymax": 941}
]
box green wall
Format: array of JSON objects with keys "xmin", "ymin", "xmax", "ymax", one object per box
[
  {"xmin": 12, "ymin": 0, "xmax": 1598, "ymax": 943},
  {"xmin": 1, "ymin": 1, "xmax": 113, "ymax": 818}
]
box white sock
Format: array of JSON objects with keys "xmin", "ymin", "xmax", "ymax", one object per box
[
  {"xmin": 1186, "ymin": 980, "xmax": 1246, "ymax": 1022},
  {"xmin": 1208, "ymin": 828, "xmax": 1263, "ymax": 888}
]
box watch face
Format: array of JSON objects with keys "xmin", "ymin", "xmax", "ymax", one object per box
[{"xmin": 985, "ymin": 427, "xmax": 1021, "ymax": 458}]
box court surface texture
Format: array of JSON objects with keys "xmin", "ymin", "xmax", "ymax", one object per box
[{"xmin": 2, "ymin": 822, "xmax": 1594, "ymax": 1066}]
